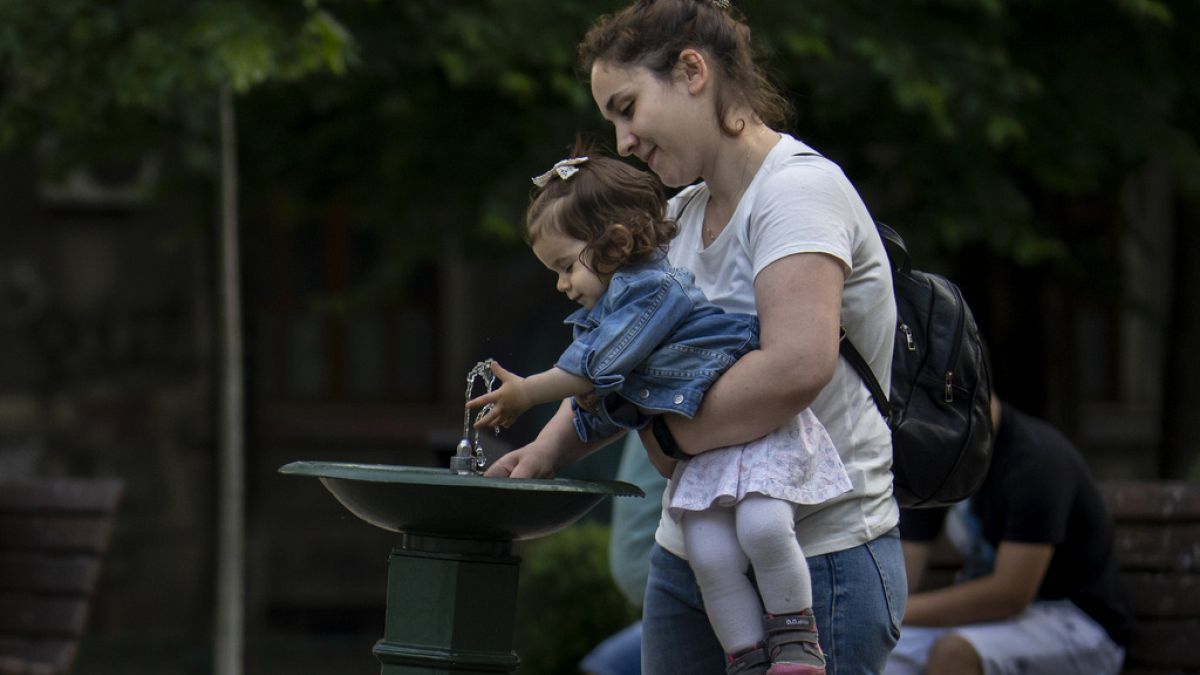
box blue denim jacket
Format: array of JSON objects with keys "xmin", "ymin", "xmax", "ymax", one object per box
[{"xmin": 555, "ymin": 253, "xmax": 760, "ymax": 442}]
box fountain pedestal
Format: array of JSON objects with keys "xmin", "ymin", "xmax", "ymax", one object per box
[
  {"xmin": 279, "ymin": 461, "xmax": 642, "ymax": 674},
  {"xmin": 375, "ymin": 536, "xmax": 520, "ymax": 673}
]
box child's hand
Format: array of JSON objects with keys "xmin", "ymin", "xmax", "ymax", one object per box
[
  {"xmin": 575, "ymin": 390, "xmax": 599, "ymax": 412},
  {"xmin": 466, "ymin": 360, "xmax": 533, "ymax": 429}
]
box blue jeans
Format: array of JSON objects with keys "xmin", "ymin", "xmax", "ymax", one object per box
[
  {"xmin": 580, "ymin": 621, "xmax": 644, "ymax": 675},
  {"xmin": 642, "ymin": 530, "xmax": 906, "ymax": 675}
]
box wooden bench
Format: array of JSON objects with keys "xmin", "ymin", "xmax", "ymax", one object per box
[
  {"xmin": 0, "ymin": 478, "xmax": 123, "ymax": 675},
  {"xmin": 921, "ymin": 480, "xmax": 1200, "ymax": 675}
]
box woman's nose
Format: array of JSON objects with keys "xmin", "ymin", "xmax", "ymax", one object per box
[{"xmin": 615, "ymin": 123, "xmax": 637, "ymax": 157}]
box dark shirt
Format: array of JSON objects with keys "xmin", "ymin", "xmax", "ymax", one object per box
[{"xmin": 900, "ymin": 403, "xmax": 1133, "ymax": 645}]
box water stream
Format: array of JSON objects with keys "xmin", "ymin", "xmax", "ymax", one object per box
[{"xmin": 453, "ymin": 359, "xmax": 498, "ymax": 474}]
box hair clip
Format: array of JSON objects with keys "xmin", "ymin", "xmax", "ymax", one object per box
[
  {"xmin": 713, "ymin": 0, "xmax": 731, "ymax": 8},
  {"xmin": 532, "ymin": 156, "xmax": 590, "ymax": 187}
]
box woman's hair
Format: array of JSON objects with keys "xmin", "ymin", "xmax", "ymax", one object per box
[
  {"xmin": 525, "ymin": 152, "xmax": 677, "ymax": 275},
  {"xmin": 578, "ymin": 0, "xmax": 792, "ymax": 136}
]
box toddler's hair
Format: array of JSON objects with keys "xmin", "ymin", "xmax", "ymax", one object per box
[{"xmin": 526, "ymin": 153, "xmax": 677, "ymax": 274}]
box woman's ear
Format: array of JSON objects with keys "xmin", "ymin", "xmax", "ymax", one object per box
[{"xmin": 676, "ymin": 48, "xmax": 710, "ymax": 95}]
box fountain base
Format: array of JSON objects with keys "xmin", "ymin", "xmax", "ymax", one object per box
[
  {"xmin": 373, "ymin": 535, "xmax": 520, "ymax": 674},
  {"xmin": 278, "ymin": 460, "xmax": 643, "ymax": 674}
]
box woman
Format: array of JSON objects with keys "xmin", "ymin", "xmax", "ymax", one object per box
[{"xmin": 487, "ymin": 1, "xmax": 905, "ymax": 672}]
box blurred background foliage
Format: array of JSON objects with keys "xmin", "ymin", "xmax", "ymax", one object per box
[
  {"xmin": 514, "ymin": 523, "xmax": 639, "ymax": 674},
  {"xmin": 2, "ymin": 0, "xmax": 1196, "ymax": 290}
]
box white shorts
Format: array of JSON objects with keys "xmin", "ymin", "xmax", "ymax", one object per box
[{"xmin": 883, "ymin": 600, "xmax": 1125, "ymax": 675}]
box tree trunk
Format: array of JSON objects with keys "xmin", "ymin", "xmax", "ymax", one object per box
[
  {"xmin": 214, "ymin": 83, "xmax": 245, "ymax": 675},
  {"xmin": 1162, "ymin": 194, "xmax": 1200, "ymax": 479}
]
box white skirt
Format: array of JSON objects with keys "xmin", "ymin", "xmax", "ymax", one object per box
[{"xmin": 666, "ymin": 408, "xmax": 852, "ymax": 521}]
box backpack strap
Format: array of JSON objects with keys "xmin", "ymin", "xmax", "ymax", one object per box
[
  {"xmin": 839, "ymin": 330, "xmax": 895, "ymax": 429},
  {"xmin": 874, "ymin": 221, "xmax": 911, "ymax": 275}
]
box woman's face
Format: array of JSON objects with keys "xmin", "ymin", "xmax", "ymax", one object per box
[{"xmin": 590, "ymin": 59, "xmax": 711, "ymax": 188}]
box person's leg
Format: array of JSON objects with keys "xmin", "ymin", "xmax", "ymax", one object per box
[
  {"xmin": 926, "ymin": 634, "xmax": 982, "ymax": 675},
  {"xmin": 882, "ymin": 625, "xmax": 951, "ymax": 675},
  {"xmin": 806, "ymin": 529, "xmax": 907, "ymax": 675},
  {"xmin": 641, "ymin": 544, "xmax": 728, "ymax": 675},
  {"xmin": 948, "ymin": 600, "xmax": 1126, "ymax": 675},
  {"xmin": 734, "ymin": 495, "xmax": 810, "ymax": 613},
  {"xmin": 735, "ymin": 495, "xmax": 824, "ymax": 674},
  {"xmin": 682, "ymin": 508, "xmax": 767, "ymax": 654},
  {"xmin": 579, "ymin": 620, "xmax": 644, "ymax": 675},
  {"xmin": 644, "ymin": 529, "xmax": 909, "ymax": 675}
]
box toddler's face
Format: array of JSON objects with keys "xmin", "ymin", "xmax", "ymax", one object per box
[{"xmin": 532, "ymin": 230, "xmax": 609, "ymax": 310}]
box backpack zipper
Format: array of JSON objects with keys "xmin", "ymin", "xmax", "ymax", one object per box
[{"xmin": 944, "ymin": 284, "xmax": 967, "ymax": 403}]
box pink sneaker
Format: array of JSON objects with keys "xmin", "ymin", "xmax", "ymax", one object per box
[{"xmin": 764, "ymin": 610, "xmax": 826, "ymax": 675}]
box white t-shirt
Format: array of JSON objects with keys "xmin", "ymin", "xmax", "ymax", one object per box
[{"xmin": 656, "ymin": 133, "xmax": 899, "ymax": 558}]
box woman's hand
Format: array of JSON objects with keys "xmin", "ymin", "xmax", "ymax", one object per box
[{"xmin": 466, "ymin": 361, "xmax": 534, "ymax": 429}]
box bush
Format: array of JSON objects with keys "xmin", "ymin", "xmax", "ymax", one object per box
[{"xmin": 513, "ymin": 523, "xmax": 640, "ymax": 674}]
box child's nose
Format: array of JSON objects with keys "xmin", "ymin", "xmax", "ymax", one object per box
[{"xmin": 556, "ymin": 276, "xmax": 570, "ymax": 293}]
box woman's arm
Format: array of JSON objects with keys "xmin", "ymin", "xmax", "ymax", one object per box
[
  {"xmin": 652, "ymin": 251, "xmax": 845, "ymax": 456},
  {"xmin": 484, "ymin": 399, "xmax": 624, "ymax": 478}
]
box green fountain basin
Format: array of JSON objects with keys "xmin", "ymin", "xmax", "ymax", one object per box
[{"xmin": 279, "ymin": 461, "xmax": 644, "ymax": 541}]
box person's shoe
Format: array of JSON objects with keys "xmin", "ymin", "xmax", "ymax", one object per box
[
  {"xmin": 764, "ymin": 610, "xmax": 826, "ymax": 675},
  {"xmin": 726, "ymin": 643, "xmax": 770, "ymax": 675}
]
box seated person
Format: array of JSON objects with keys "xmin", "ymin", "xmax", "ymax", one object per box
[{"xmin": 884, "ymin": 393, "xmax": 1133, "ymax": 675}]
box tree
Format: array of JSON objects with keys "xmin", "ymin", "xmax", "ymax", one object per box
[
  {"xmin": 0, "ymin": 2, "xmax": 353, "ymax": 672},
  {"xmin": 227, "ymin": 0, "xmax": 1199, "ymax": 472}
]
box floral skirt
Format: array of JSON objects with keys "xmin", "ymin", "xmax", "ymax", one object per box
[{"xmin": 666, "ymin": 408, "xmax": 852, "ymax": 521}]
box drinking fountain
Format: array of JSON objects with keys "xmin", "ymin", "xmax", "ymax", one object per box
[{"xmin": 279, "ymin": 361, "xmax": 643, "ymax": 674}]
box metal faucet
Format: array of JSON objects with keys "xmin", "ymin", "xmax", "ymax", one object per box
[{"xmin": 453, "ymin": 359, "xmax": 497, "ymax": 475}]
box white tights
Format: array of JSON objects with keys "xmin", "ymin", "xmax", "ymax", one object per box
[{"xmin": 681, "ymin": 494, "xmax": 812, "ymax": 654}]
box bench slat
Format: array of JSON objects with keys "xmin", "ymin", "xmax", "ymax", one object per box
[
  {"xmin": 1103, "ymin": 481, "xmax": 1200, "ymax": 523},
  {"xmin": 0, "ymin": 638, "xmax": 74, "ymax": 674},
  {"xmin": 0, "ymin": 554, "xmax": 99, "ymax": 594},
  {"xmin": 1124, "ymin": 572, "xmax": 1200, "ymax": 619},
  {"xmin": 1113, "ymin": 524, "xmax": 1200, "ymax": 573},
  {"xmin": 0, "ymin": 594, "xmax": 88, "ymax": 637},
  {"xmin": 1126, "ymin": 618, "xmax": 1200, "ymax": 670},
  {"xmin": 0, "ymin": 516, "xmax": 114, "ymax": 554},
  {"xmin": 0, "ymin": 480, "xmax": 123, "ymax": 514}
]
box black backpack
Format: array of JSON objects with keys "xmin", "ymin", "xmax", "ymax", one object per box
[{"xmin": 840, "ymin": 221, "xmax": 994, "ymax": 508}]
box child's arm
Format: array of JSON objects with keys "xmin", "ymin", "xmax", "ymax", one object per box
[
  {"xmin": 466, "ymin": 360, "xmax": 592, "ymax": 429},
  {"xmin": 485, "ymin": 399, "xmax": 626, "ymax": 478}
]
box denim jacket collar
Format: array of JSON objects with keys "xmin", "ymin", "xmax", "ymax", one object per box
[{"xmin": 562, "ymin": 252, "xmax": 672, "ymax": 330}]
